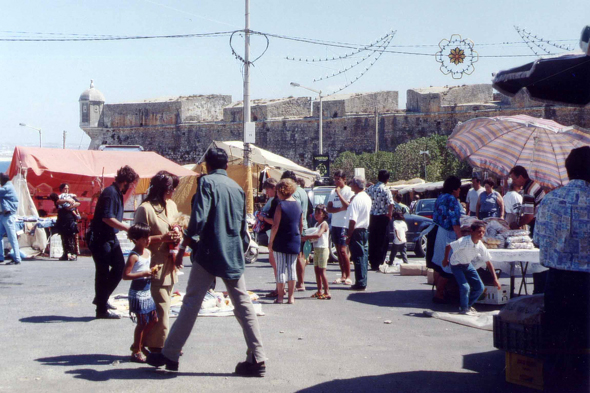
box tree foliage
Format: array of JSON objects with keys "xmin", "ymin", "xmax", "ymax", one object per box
[{"xmin": 331, "ymin": 135, "xmax": 471, "ymax": 183}]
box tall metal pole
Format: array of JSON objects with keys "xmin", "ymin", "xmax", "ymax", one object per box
[
  {"xmin": 319, "ymin": 94, "xmax": 323, "ymax": 154},
  {"xmin": 63, "ymin": 130, "xmax": 67, "ymax": 149},
  {"xmin": 243, "ymin": 0, "xmax": 254, "ymax": 215},
  {"xmin": 375, "ymin": 109, "xmax": 379, "ymax": 153}
]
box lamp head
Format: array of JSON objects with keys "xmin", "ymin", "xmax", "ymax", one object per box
[
  {"xmin": 290, "ymin": 82, "xmax": 300, "ymax": 87},
  {"xmin": 19, "ymin": 123, "xmax": 26, "ymax": 126}
]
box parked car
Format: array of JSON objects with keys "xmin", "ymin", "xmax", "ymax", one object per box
[
  {"xmin": 411, "ymin": 198, "xmax": 436, "ymax": 219},
  {"xmin": 387, "ymin": 213, "xmax": 432, "ymax": 257}
]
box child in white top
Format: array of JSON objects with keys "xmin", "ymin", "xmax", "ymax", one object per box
[
  {"xmin": 302, "ymin": 205, "xmax": 331, "ymax": 299},
  {"xmin": 389, "ymin": 211, "xmax": 408, "ymax": 264},
  {"xmin": 122, "ymin": 223, "xmax": 160, "ymax": 363},
  {"xmin": 442, "ymin": 221, "xmax": 501, "ymax": 315}
]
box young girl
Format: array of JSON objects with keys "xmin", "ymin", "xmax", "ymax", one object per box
[
  {"xmin": 302, "ymin": 205, "xmax": 331, "ymax": 299},
  {"xmin": 122, "ymin": 223, "xmax": 160, "ymax": 363},
  {"xmin": 269, "ymin": 178, "xmax": 302, "ymax": 305}
]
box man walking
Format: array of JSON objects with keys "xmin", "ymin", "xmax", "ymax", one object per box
[
  {"xmin": 0, "ymin": 173, "xmax": 21, "ymax": 265},
  {"xmin": 346, "ymin": 176, "xmax": 372, "ymax": 291},
  {"xmin": 366, "ymin": 170, "xmax": 394, "ymax": 271},
  {"xmin": 327, "ymin": 170, "xmax": 354, "ymax": 285},
  {"xmin": 465, "ymin": 176, "xmax": 483, "ymax": 217},
  {"xmin": 148, "ymin": 147, "xmax": 267, "ymax": 376},
  {"xmin": 88, "ymin": 165, "xmax": 139, "ymax": 319}
]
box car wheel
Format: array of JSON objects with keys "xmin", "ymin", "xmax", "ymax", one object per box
[
  {"xmin": 328, "ymin": 234, "xmax": 338, "ymax": 262},
  {"xmin": 414, "ymin": 235, "xmax": 426, "ymax": 257}
]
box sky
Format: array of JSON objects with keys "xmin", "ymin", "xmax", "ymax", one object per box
[{"xmin": 0, "ymin": 0, "xmax": 587, "ymax": 153}]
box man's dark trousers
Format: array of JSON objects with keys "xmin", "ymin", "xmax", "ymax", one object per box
[
  {"xmin": 91, "ymin": 238, "xmax": 125, "ymax": 313},
  {"xmin": 368, "ymin": 215, "xmax": 390, "ymax": 270},
  {"xmin": 350, "ymin": 229, "xmax": 369, "ymax": 288}
]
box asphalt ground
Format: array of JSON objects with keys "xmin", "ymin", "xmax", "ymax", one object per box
[{"xmin": 0, "ymin": 252, "xmax": 556, "ymax": 393}]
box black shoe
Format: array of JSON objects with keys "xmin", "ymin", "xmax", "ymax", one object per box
[
  {"xmin": 235, "ymin": 360, "xmax": 266, "ymax": 377},
  {"xmin": 147, "ymin": 352, "xmax": 179, "ymax": 371},
  {"xmin": 106, "ymin": 301, "xmax": 117, "ymax": 310},
  {"xmin": 95, "ymin": 310, "xmax": 121, "ymax": 319},
  {"xmin": 350, "ymin": 285, "xmax": 366, "ymax": 291},
  {"xmin": 6, "ymin": 261, "xmax": 21, "ymax": 265},
  {"xmin": 58, "ymin": 255, "xmax": 68, "ymax": 261}
]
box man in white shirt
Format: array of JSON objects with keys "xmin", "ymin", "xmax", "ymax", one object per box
[
  {"xmin": 466, "ymin": 176, "xmax": 484, "ymax": 217},
  {"xmin": 503, "ymin": 183, "xmax": 523, "ymax": 226},
  {"xmin": 327, "ymin": 170, "xmax": 354, "ymax": 285},
  {"xmin": 346, "ymin": 176, "xmax": 372, "ymax": 290}
]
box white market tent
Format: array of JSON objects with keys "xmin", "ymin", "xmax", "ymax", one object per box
[
  {"xmin": 397, "ymin": 179, "xmax": 472, "ymax": 195},
  {"xmin": 173, "ymin": 141, "xmax": 320, "ymax": 214}
]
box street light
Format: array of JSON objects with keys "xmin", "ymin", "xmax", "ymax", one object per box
[
  {"xmin": 419, "ymin": 150, "xmax": 430, "ymax": 181},
  {"xmin": 19, "ymin": 123, "xmax": 42, "ymax": 147},
  {"xmin": 290, "ymin": 82, "xmax": 323, "ymax": 154}
]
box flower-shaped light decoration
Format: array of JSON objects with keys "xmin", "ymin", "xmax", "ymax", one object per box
[{"xmin": 435, "ymin": 34, "xmax": 478, "ymax": 79}]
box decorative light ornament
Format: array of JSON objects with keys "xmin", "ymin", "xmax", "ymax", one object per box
[{"xmin": 435, "ymin": 34, "xmax": 478, "ymax": 79}]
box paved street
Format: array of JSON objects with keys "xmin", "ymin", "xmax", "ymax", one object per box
[{"xmin": 0, "ymin": 253, "xmax": 534, "ymax": 393}]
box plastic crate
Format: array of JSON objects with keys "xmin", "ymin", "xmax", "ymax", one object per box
[{"xmin": 493, "ymin": 315, "xmax": 546, "ymax": 357}]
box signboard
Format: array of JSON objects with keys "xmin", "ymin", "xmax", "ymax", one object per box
[
  {"xmin": 313, "ymin": 154, "xmax": 330, "ymax": 179},
  {"xmin": 244, "ymin": 122, "xmax": 256, "ymax": 144}
]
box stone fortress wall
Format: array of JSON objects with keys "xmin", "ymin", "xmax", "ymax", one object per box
[{"xmin": 79, "ymin": 83, "xmax": 590, "ymax": 169}]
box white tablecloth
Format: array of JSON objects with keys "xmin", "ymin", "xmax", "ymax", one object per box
[{"xmin": 488, "ymin": 249, "xmax": 547, "ymax": 274}]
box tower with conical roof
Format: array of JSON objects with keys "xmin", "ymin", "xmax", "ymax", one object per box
[{"xmin": 79, "ymin": 80, "xmax": 105, "ymax": 128}]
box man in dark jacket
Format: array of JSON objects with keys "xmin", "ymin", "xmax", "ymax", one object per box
[
  {"xmin": 148, "ymin": 147, "xmax": 267, "ymax": 376},
  {"xmin": 88, "ymin": 165, "xmax": 139, "ymax": 319}
]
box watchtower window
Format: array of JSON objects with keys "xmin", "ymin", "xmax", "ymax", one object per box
[{"xmin": 82, "ymin": 104, "xmax": 89, "ymax": 123}]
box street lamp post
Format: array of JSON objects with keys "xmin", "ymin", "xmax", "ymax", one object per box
[
  {"xmin": 419, "ymin": 150, "xmax": 430, "ymax": 181},
  {"xmin": 290, "ymin": 82, "xmax": 323, "ymax": 154},
  {"xmin": 19, "ymin": 123, "xmax": 42, "ymax": 147}
]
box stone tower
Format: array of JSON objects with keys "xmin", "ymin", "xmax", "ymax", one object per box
[{"xmin": 79, "ymin": 80, "xmax": 105, "ymax": 128}]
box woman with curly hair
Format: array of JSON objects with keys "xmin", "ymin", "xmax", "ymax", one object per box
[{"xmin": 134, "ymin": 171, "xmax": 180, "ymax": 352}]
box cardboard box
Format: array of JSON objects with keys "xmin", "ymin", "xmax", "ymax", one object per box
[
  {"xmin": 505, "ymin": 352, "xmax": 544, "ymax": 390},
  {"xmin": 476, "ymin": 285, "xmax": 510, "ymax": 305}
]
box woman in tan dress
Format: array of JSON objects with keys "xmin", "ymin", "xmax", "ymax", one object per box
[{"xmin": 134, "ymin": 171, "xmax": 180, "ymax": 353}]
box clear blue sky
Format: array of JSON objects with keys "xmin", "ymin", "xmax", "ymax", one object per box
[{"xmin": 0, "ymin": 0, "xmax": 586, "ymax": 151}]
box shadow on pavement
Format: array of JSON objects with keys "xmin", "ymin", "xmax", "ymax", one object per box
[
  {"xmin": 346, "ymin": 290, "xmax": 449, "ymax": 309},
  {"xmin": 297, "ymin": 350, "xmax": 533, "ymax": 393},
  {"xmin": 21, "ymin": 315, "xmax": 95, "ymax": 323},
  {"xmin": 37, "ymin": 354, "xmax": 129, "ymax": 367},
  {"xmin": 65, "ymin": 368, "xmax": 236, "ymax": 381}
]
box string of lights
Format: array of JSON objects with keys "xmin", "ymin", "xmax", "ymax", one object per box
[
  {"xmin": 312, "ymin": 33, "xmax": 395, "ymax": 83},
  {"xmin": 0, "ymin": 31, "xmax": 234, "ymax": 42},
  {"xmin": 515, "ymin": 26, "xmax": 574, "ymax": 56},
  {"xmin": 285, "ymin": 30, "xmax": 395, "ymax": 62}
]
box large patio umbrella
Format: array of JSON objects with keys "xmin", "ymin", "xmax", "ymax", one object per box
[
  {"xmin": 492, "ymin": 53, "xmax": 590, "ymax": 106},
  {"xmin": 447, "ymin": 115, "xmax": 590, "ymax": 188}
]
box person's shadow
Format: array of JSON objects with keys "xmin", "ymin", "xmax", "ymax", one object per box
[
  {"xmin": 36, "ymin": 354, "xmax": 237, "ymax": 381},
  {"xmin": 20, "ymin": 315, "xmax": 95, "ymax": 323}
]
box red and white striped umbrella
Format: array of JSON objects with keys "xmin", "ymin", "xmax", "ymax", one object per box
[{"xmin": 447, "ymin": 114, "xmax": 590, "ymax": 188}]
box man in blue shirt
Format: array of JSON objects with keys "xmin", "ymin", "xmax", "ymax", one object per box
[
  {"xmin": 534, "ymin": 146, "xmax": 590, "ymax": 358},
  {"xmin": 88, "ymin": 165, "xmax": 139, "ymax": 319},
  {"xmin": 0, "ymin": 173, "xmax": 21, "ymax": 265}
]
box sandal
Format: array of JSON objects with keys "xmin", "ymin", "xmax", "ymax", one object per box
[
  {"xmin": 332, "ymin": 278, "xmax": 344, "ymax": 284},
  {"xmin": 310, "ymin": 292, "xmax": 322, "ymax": 298},
  {"xmin": 343, "ymin": 279, "xmax": 353, "ymax": 285},
  {"xmin": 130, "ymin": 345, "xmax": 151, "ymax": 356},
  {"xmin": 273, "ymin": 299, "xmax": 283, "ymax": 304},
  {"xmin": 323, "ymin": 294, "xmax": 332, "ymax": 300},
  {"xmin": 130, "ymin": 352, "xmax": 146, "ymax": 363}
]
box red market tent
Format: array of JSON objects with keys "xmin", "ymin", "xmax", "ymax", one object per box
[{"xmin": 7, "ymin": 146, "xmax": 197, "ymax": 216}]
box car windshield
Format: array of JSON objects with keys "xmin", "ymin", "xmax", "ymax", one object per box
[{"xmin": 418, "ymin": 200, "xmax": 435, "ymax": 211}]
